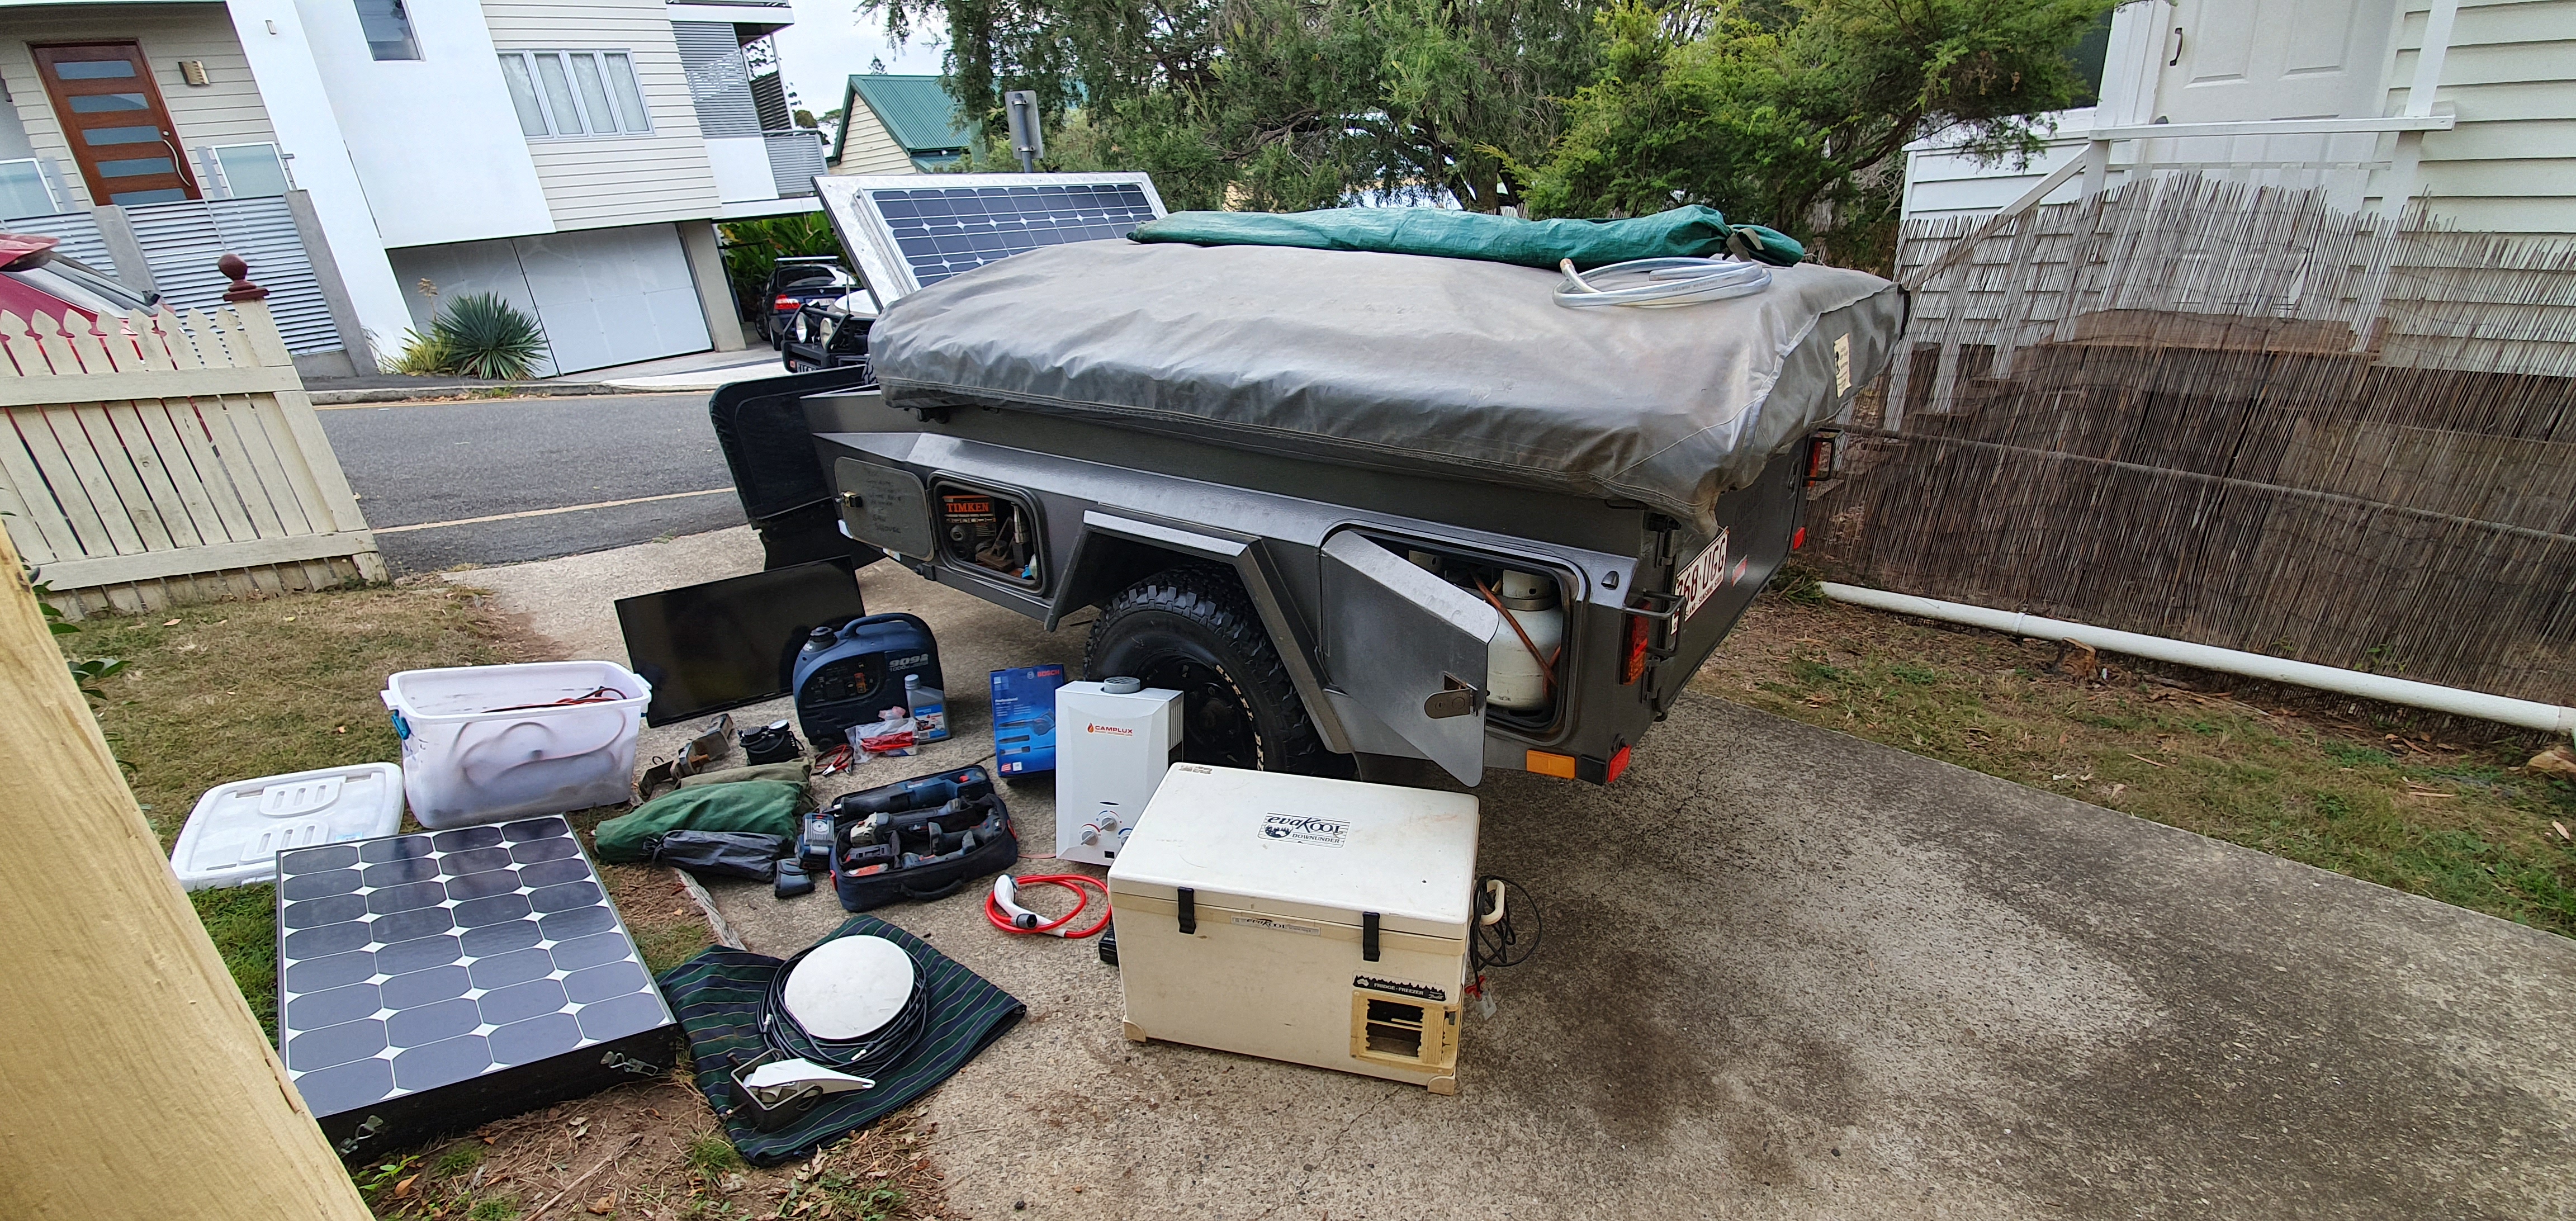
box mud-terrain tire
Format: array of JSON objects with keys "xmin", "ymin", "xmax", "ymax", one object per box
[{"xmin": 1082, "ymin": 565, "xmax": 1337, "ymax": 774}]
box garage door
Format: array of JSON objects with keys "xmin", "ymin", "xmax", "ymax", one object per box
[
  {"xmin": 387, "ymin": 223, "xmax": 712, "ymax": 377},
  {"xmin": 510, "ymin": 225, "xmax": 710, "ymax": 374}
]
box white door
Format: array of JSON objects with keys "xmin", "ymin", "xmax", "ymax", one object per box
[
  {"xmin": 2157, "ymin": 0, "xmax": 2402, "ymax": 124},
  {"xmin": 2141, "ymin": 0, "xmax": 2399, "ymax": 202},
  {"xmin": 509, "ymin": 224, "xmax": 711, "ymax": 374}
]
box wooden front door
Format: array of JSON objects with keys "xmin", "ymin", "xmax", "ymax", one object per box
[{"xmin": 32, "ymin": 42, "xmax": 200, "ymax": 206}]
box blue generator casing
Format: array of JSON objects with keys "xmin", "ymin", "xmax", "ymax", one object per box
[{"xmin": 791, "ymin": 612, "xmax": 942, "ymax": 746}]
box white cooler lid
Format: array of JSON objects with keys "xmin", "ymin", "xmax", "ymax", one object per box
[
  {"xmin": 1108, "ymin": 764, "xmax": 1480, "ymax": 936},
  {"xmin": 169, "ymin": 763, "xmax": 404, "ymax": 891}
]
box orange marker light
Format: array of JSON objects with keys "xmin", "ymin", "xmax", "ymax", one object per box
[{"xmin": 1524, "ymin": 750, "xmax": 1578, "ymax": 779}]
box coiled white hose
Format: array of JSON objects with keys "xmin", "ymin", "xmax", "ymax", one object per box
[{"xmin": 1552, "ymin": 255, "xmax": 1772, "ymax": 309}]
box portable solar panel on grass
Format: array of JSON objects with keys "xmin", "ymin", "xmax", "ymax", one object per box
[
  {"xmin": 815, "ymin": 172, "xmax": 1168, "ymax": 303},
  {"xmin": 274, "ymin": 816, "xmax": 678, "ymax": 1155}
]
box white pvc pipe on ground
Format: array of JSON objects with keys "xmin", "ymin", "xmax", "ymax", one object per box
[{"xmin": 1820, "ymin": 583, "xmax": 2576, "ymax": 739}]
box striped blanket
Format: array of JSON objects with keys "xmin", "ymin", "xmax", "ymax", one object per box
[{"xmin": 655, "ymin": 915, "xmax": 1024, "ymax": 1164}]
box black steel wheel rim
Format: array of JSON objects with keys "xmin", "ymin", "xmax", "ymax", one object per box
[{"xmin": 1137, "ymin": 656, "xmax": 1262, "ymax": 770}]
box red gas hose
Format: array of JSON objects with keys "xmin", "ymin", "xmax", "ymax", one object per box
[{"xmin": 985, "ymin": 873, "xmax": 1113, "ymax": 938}]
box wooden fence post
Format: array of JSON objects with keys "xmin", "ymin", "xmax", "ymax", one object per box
[{"xmin": 0, "ymin": 524, "xmax": 371, "ymax": 1219}]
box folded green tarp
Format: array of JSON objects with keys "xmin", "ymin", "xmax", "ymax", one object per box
[
  {"xmin": 679, "ymin": 761, "xmax": 811, "ymax": 789},
  {"xmin": 592, "ymin": 779, "xmax": 806, "ymax": 863},
  {"xmin": 1129, "ymin": 204, "xmax": 1803, "ymax": 270}
]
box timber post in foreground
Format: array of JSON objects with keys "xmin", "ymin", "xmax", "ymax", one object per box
[{"xmin": 0, "ymin": 521, "xmax": 371, "ymax": 1218}]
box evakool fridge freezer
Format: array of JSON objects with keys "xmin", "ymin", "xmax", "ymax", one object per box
[{"xmin": 1107, "ymin": 764, "xmax": 1480, "ymax": 1092}]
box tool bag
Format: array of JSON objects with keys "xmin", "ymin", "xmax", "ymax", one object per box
[{"xmin": 830, "ymin": 766, "xmax": 1017, "ymax": 912}]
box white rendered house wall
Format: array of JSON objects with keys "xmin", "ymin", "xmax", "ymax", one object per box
[
  {"xmin": 225, "ymin": 0, "xmax": 413, "ymax": 359},
  {"xmin": 287, "ymin": 0, "xmax": 555, "ymax": 247}
]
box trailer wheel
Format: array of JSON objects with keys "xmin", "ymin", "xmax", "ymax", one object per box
[{"xmin": 1084, "ymin": 565, "xmax": 1335, "ymax": 774}]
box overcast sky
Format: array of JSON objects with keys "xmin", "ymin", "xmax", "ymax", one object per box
[{"xmin": 771, "ymin": 5, "xmax": 948, "ymax": 118}]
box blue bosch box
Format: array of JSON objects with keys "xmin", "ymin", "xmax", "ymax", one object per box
[{"xmin": 991, "ymin": 664, "xmax": 1068, "ymax": 775}]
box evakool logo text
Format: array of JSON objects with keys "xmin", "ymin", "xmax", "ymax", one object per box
[
  {"xmin": 1262, "ymin": 815, "xmax": 1348, "ymax": 845},
  {"xmin": 1085, "ymin": 723, "xmax": 1134, "ymax": 736}
]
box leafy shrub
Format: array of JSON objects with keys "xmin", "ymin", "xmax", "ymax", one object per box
[{"xmin": 382, "ymin": 328, "xmax": 450, "ymax": 376}]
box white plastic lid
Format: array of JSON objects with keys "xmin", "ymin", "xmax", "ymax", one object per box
[
  {"xmin": 169, "ymin": 763, "xmax": 404, "ymax": 891},
  {"xmin": 1109, "ymin": 764, "xmax": 1480, "ymax": 936},
  {"xmin": 782, "ymin": 936, "xmax": 916, "ymax": 1038}
]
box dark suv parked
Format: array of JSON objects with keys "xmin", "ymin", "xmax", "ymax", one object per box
[{"xmin": 779, "ymin": 291, "xmax": 874, "ymax": 375}]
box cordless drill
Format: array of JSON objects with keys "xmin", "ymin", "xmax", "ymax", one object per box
[{"xmin": 830, "ymin": 767, "xmax": 991, "ymax": 818}]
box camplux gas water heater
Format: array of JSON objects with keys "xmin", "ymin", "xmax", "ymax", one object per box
[
  {"xmin": 1108, "ymin": 764, "xmax": 1480, "ymax": 1093},
  {"xmin": 1053, "ymin": 677, "xmax": 1182, "ymax": 865}
]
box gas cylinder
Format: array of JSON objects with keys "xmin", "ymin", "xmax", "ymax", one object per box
[{"xmin": 1485, "ymin": 569, "xmax": 1564, "ymax": 711}]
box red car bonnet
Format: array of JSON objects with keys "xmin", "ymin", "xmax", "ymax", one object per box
[{"xmin": 0, "ymin": 233, "xmax": 101, "ymax": 328}]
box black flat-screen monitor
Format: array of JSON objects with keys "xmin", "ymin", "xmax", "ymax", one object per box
[{"xmin": 615, "ymin": 561, "xmax": 866, "ymax": 726}]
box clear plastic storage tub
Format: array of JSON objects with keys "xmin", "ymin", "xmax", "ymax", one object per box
[
  {"xmin": 381, "ymin": 661, "xmax": 651, "ymax": 828},
  {"xmin": 169, "ymin": 763, "xmax": 405, "ymax": 890}
]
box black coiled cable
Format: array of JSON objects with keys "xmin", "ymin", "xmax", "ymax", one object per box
[
  {"xmin": 759, "ymin": 939, "xmax": 934, "ymax": 1077},
  {"xmin": 1470, "ymin": 874, "xmax": 1540, "ymax": 976}
]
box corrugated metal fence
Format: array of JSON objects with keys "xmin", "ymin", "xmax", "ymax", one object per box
[
  {"xmin": 5, "ymin": 197, "xmax": 344, "ymax": 357},
  {"xmin": 124, "ymin": 197, "xmax": 340, "ymax": 356},
  {"xmin": 2, "ymin": 209, "xmax": 114, "ymax": 269}
]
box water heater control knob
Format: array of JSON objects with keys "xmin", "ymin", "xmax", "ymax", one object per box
[{"xmin": 1096, "ymin": 811, "xmax": 1120, "ymax": 831}]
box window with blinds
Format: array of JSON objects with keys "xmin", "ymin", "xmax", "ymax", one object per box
[{"xmin": 496, "ymin": 51, "xmax": 653, "ymax": 139}]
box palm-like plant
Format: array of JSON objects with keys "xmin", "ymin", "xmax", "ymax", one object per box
[{"xmin": 428, "ymin": 293, "xmax": 547, "ymax": 381}]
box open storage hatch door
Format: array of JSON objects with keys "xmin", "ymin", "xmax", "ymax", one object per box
[
  {"xmin": 834, "ymin": 456, "xmax": 936, "ymax": 557},
  {"xmin": 1319, "ymin": 530, "xmax": 1502, "ymax": 785}
]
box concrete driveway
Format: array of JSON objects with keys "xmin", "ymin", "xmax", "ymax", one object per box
[{"xmin": 461, "ymin": 528, "xmax": 2576, "ymax": 1220}]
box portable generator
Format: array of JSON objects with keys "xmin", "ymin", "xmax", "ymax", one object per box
[
  {"xmin": 1108, "ymin": 764, "xmax": 1481, "ymax": 1093},
  {"xmin": 791, "ymin": 612, "xmax": 941, "ymax": 746}
]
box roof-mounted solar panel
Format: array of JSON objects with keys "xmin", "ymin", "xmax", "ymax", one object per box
[{"xmin": 815, "ymin": 172, "xmax": 1167, "ymax": 305}]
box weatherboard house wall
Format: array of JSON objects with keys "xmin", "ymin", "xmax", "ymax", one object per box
[
  {"xmin": 480, "ymin": 0, "xmax": 723, "ymax": 230},
  {"xmin": 0, "ymin": 0, "xmax": 820, "ymax": 373},
  {"xmin": 1903, "ymin": 0, "xmax": 2576, "ymax": 240},
  {"xmin": 0, "ymin": 4, "xmax": 280, "ymax": 212}
]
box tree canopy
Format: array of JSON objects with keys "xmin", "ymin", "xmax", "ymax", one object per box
[{"xmin": 860, "ymin": 0, "xmax": 2115, "ymax": 264}]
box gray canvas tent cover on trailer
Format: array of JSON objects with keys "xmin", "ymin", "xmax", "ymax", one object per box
[{"xmin": 868, "ymin": 240, "xmax": 1903, "ymax": 532}]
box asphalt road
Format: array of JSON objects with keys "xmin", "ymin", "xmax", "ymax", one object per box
[{"xmin": 317, "ymin": 392, "xmax": 744, "ymax": 572}]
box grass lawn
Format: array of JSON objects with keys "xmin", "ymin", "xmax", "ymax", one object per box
[
  {"xmin": 1699, "ymin": 574, "xmax": 2576, "ymax": 939},
  {"xmin": 65, "ymin": 581, "xmax": 536, "ymax": 1033}
]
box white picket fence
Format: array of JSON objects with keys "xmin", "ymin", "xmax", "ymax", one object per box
[{"xmin": 0, "ymin": 292, "xmax": 382, "ymax": 617}]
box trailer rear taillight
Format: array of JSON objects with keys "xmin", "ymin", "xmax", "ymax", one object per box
[
  {"xmin": 1622, "ymin": 613, "xmax": 1650, "ymax": 684},
  {"xmin": 1604, "ymin": 744, "xmax": 1632, "ymax": 784}
]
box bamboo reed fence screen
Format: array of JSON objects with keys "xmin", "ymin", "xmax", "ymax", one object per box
[
  {"xmin": 0, "ymin": 283, "xmax": 383, "ymax": 617},
  {"xmin": 1817, "ymin": 174, "xmax": 2576, "ymax": 706}
]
